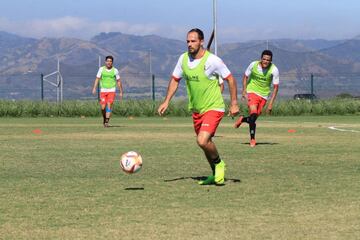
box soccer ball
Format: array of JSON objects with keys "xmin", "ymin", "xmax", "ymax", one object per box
[{"xmin": 120, "ymin": 151, "xmax": 142, "ymax": 174}]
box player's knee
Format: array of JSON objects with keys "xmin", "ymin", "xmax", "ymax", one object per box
[
  {"xmin": 105, "ymin": 105, "xmax": 112, "ymax": 113},
  {"xmin": 196, "ymin": 137, "xmax": 208, "ymax": 149}
]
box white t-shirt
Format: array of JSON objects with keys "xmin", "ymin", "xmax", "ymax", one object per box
[
  {"xmin": 172, "ymin": 52, "xmax": 231, "ymax": 83},
  {"xmin": 245, "ymin": 61, "xmax": 279, "ymax": 85},
  {"xmin": 96, "ymin": 67, "xmax": 121, "ymax": 92}
]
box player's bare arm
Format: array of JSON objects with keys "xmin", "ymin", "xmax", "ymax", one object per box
[
  {"xmin": 266, "ymin": 84, "xmax": 279, "ymax": 114},
  {"xmin": 241, "ymin": 74, "xmax": 248, "ymax": 100},
  {"xmin": 117, "ymin": 79, "xmax": 123, "ymax": 100},
  {"xmin": 225, "ymin": 74, "xmax": 239, "ymax": 116},
  {"xmin": 92, "ymin": 77, "xmax": 100, "ymax": 95},
  {"xmin": 158, "ymin": 77, "xmax": 180, "ymax": 116}
]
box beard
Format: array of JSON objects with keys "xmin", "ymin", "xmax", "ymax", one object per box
[{"xmin": 188, "ymin": 46, "xmax": 200, "ymax": 56}]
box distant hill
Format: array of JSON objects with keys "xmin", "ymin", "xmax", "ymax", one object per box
[
  {"xmin": 0, "ymin": 31, "xmax": 359, "ymax": 99},
  {"xmin": 320, "ymin": 39, "xmax": 360, "ymax": 62},
  {"xmin": 0, "ymin": 31, "xmax": 36, "ymax": 52}
]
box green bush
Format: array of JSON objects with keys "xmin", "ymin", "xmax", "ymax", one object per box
[
  {"xmin": 0, "ymin": 98, "xmax": 359, "ymax": 117},
  {"xmin": 336, "ymin": 93, "xmax": 354, "ymax": 99}
]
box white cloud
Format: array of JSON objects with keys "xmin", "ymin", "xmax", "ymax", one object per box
[
  {"xmin": 0, "ymin": 16, "xmax": 187, "ymax": 40},
  {"xmin": 0, "ymin": 16, "xmax": 357, "ymax": 42}
]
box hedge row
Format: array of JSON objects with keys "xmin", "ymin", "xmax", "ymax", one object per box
[{"xmin": 0, "ymin": 99, "xmax": 359, "ymax": 117}]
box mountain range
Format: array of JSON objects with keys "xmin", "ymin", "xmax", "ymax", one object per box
[{"xmin": 0, "ymin": 31, "xmax": 359, "ymax": 99}]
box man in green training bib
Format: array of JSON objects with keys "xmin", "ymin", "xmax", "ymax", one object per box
[
  {"xmin": 158, "ymin": 28, "xmax": 239, "ymax": 185},
  {"xmin": 92, "ymin": 56, "xmax": 123, "ymax": 127},
  {"xmin": 234, "ymin": 50, "xmax": 279, "ymax": 147}
]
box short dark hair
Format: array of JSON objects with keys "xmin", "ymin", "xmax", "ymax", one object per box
[
  {"xmin": 188, "ymin": 28, "xmax": 204, "ymax": 40},
  {"xmin": 261, "ymin": 50, "xmax": 273, "ymax": 60},
  {"xmin": 105, "ymin": 55, "xmax": 114, "ymax": 62}
]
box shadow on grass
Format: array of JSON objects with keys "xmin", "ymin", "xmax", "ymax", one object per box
[
  {"xmin": 213, "ymin": 135, "xmax": 223, "ymax": 138},
  {"xmin": 124, "ymin": 187, "xmax": 145, "ymax": 190},
  {"xmin": 107, "ymin": 125, "xmax": 125, "ymax": 128},
  {"xmin": 241, "ymin": 142, "xmax": 279, "ymax": 146},
  {"xmin": 164, "ymin": 176, "xmax": 241, "ymax": 184}
]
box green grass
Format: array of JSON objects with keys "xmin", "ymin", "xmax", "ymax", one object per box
[{"xmin": 1, "ymin": 116, "xmax": 360, "ymax": 239}]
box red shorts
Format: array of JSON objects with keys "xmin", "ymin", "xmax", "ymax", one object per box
[
  {"xmin": 192, "ymin": 110, "xmax": 224, "ymax": 136},
  {"xmin": 247, "ymin": 93, "xmax": 267, "ymax": 115},
  {"xmin": 100, "ymin": 92, "xmax": 116, "ymax": 105}
]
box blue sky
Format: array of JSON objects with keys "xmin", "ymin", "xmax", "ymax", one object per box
[{"xmin": 0, "ymin": 0, "xmax": 359, "ymax": 42}]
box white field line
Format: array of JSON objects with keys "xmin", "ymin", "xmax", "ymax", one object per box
[{"xmin": 328, "ymin": 126, "xmax": 360, "ymax": 133}]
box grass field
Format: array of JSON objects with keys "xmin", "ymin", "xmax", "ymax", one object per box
[{"xmin": 1, "ymin": 116, "xmax": 360, "ymax": 239}]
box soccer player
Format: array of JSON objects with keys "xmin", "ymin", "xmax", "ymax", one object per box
[
  {"xmin": 92, "ymin": 56, "xmax": 123, "ymax": 127},
  {"xmin": 234, "ymin": 50, "xmax": 279, "ymax": 147},
  {"xmin": 158, "ymin": 28, "xmax": 239, "ymax": 185}
]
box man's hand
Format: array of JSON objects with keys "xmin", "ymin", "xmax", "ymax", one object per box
[
  {"xmin": 119, "ymin": 92, "xmax": 123, "ymax": 101},
  {"xmin": 266, "ymin": 104, "xmax": 273, "ymax": 115},
  {"xmin": 92, "ymin": 88, "xmax": 97, "ymax": 95},
  {"xmin": 158, "ymin": 101, "xmax": 169, "ymax": 116},
  {"xmin": 241, "ymin": 90, "xmax": 247, "ymax": 101},
  {"xmin": 229, "ymin": 102, "xmax": 239, "ymax": 117}
]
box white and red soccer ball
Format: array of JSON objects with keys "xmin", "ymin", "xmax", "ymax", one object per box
[{"xmin": 120, "ymin": 151, "xmax": 142, "ymax": 174}]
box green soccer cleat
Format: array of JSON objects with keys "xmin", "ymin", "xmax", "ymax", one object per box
[
  {"xmin": 198, "ymin": 175, "xmax": 215, "ymax": 185},
  {"xmin": 214, "ymin": 160, "xmax": 226, "ymax": 185}
]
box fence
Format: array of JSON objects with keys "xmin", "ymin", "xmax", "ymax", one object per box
[{"xmin": 1, "ymin": 71, "xmax": 359, "ymax": 101}]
